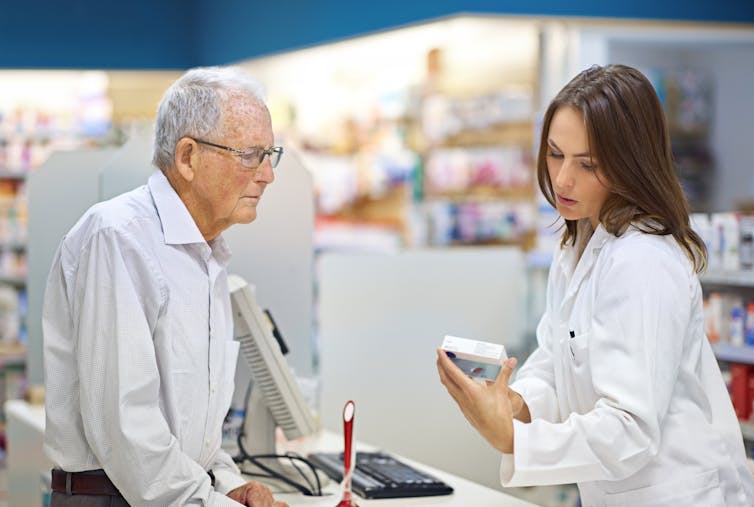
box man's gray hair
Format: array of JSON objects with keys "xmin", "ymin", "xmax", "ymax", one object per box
[{"xmin": 152, "ymin": 66, "xmax": 266, "ymax": 171}]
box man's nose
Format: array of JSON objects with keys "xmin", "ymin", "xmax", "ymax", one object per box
[{"xmin": 255, "ymin": 159, "xmax": 275, "ymax": 184}]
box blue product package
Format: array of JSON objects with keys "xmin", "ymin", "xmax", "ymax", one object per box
[
  {"xmin": 441, "ymin": 335, "xmax": 507, "ymax": 382},
  {"xmin": 444, "ymin": 352, "xmax": 502, "ymax": 382}
]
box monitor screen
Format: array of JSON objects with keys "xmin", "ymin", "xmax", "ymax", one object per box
[{"xmin": 228, "ymin": 274, "xmax": 318, "ymax": 462}]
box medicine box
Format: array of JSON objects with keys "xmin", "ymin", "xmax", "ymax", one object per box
[{"xmin": 441, "ymin": 335, "xmax": 507, "ymax": 382}]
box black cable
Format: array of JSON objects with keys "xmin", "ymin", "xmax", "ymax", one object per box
[
  {"xmin": 247, "ymin": 452, "xmax": 317, "ymax": 494},
  {"xmin": 285, "ymin": 451, "xmax": 320, "ymax": 493},
  {"xmin": 234, "ymin": 380, "xmax": 324, "ymax": 496},
  {"xmin": 241, "ymin": 453, "xmax": 322, "ymax": 496}
]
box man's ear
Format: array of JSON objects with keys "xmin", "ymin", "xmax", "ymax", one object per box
[{"xmin": 174, "ymin": 137, "xmax": 197, "ymax": 182}]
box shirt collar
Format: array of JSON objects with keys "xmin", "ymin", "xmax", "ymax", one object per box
[
  {"xmin": 148, "ymin": 170, "xmax": 207, "ymax": 246},
  {"xmin": 209, "ymin": 236, "xmax": 232, "ymax": 267},
  {"xmin": 148, "ymin": 170, "xmax": 233, "ymax": 266}
]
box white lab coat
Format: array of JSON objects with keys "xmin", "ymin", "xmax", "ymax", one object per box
[{"xmin": 505, "ymin": 223, "xmax": 754, "ymax": 506}]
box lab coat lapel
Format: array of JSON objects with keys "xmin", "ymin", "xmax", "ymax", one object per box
[{"xmin": 559, "ymin": 224, "xmax": 610, "ymax": 318}]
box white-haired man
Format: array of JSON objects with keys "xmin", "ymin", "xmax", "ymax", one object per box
[{"xmin": 44, "ymin": 66, "xmax": 288, "ymax": 507}]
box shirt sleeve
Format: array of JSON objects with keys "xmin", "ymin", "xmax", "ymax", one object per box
[
  {"xmin": 504, "ymin": 242, "xmax": 691, "ymax": 487},
  {"xmin": 68, "ymin": 229, "xmax": 241, "ymax": 507},
  {"xmin": 210, "ymin": 449, "xmax": 247, "ymax": 494}
]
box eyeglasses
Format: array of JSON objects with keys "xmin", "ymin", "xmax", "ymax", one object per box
[{"xmin": 190, "ymin": 137, "xmax": 283, "ymax": 170}]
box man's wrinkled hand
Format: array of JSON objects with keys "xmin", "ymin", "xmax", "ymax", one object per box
[{"xmin": 227, "ymin": 481, "xmax": 289, "ymax": 507}]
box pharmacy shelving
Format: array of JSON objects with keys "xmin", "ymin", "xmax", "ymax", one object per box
[
  {"xmin": 0, "ymin": 171, "xmax": 27, "ymax": 180},
  {"xmin": 713, "ymin": 343, "xmax": 754, "ymax": 366},
  {"xmin": 0, "ymin": 275, "xmax": 25, "ymax": 288},
  {"xmin": 700, "ymin": 268, "xmax": 754, "ymax": 450},
  {"xmin": 701, "ymin": 270, "xmax": 754, "ymax": 288}
]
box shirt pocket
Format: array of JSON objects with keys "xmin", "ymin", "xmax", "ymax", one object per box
[{"xmin": 603, "ymin": 468, "xmax": 725, "ymax": 507}]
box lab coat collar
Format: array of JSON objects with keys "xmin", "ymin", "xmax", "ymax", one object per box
[{"xmin": 560, "ymin": 222, "xmax": 611, "ymax": 303}]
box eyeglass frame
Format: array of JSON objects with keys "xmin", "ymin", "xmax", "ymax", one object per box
[{"xmin": 188, "ymin": 137, "xmax": 284, "ymax": 170}]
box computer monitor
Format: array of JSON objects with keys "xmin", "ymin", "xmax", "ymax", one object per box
[{"xmin": 228, "ymin": 274, "xmax": 319, "ymax": 484}]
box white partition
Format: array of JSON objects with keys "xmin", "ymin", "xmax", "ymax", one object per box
[
  {"xmin": 317, "ymin": 247, "xmax": 527, "ymax": 490},
  {"xmin": 26, "ymin": 148, "xmax": 119, "ymax": 385},
  {"xmin": 99, "ymin": 125, "xmax": 154, "ymax": 200},
  {"xmin": 224, "ymin": 147, "xmax": 315, "ymax": 377}
]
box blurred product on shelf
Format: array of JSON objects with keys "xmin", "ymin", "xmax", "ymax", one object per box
[
  {"xmin": 740, "ymin": 216, "xmax": 754, "ymax": 270},
  {"xmin": 746, "ymin": 303, "xmax": 754, "ymax": 347},
  {"xmin": 648, "ymin": 68, "xmax": 714, "ymax": 212},
  {"xmin": 731, "ymin": 307, "xmax": 745, "ymax": 347},
  {"xmin": 424, "ymin": 146, "xmax": 532, "ymax": 195},
  {"xmin": 0, "ymin": 284, "xmax": 20, "ymax": 342},
  {"xmin": 420, "ymin": 90, "xmax": 533, "ymax": 145},
  {"xmin": 730, "ymin": 363, "xmax": 752, "ymax": 420},
  {"xmin": 703, "ymin": 292, "xmax": 754, "ymax": 347},
  {"xmin": 0, "ymin": 341, "xmax": 27, "ymax": 426},
  {"xmin": 692, "ymin": 212, "xmax": 754, "ymax": 272}
]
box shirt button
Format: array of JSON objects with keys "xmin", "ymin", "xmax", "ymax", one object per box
[{"xmin": 205, "ymin": 439, "xmax": 211, "ymax": 446}]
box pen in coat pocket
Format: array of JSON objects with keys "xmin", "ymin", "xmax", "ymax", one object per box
[{"xmin": 569, "ymin": 329, "xmax": 575, "ymax": 359}]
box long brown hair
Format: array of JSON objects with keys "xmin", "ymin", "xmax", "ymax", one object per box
[{"xmin": 537, "ymin": 64, "xmax": 707, "ymax": 272}]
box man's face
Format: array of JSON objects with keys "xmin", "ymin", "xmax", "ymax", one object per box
[{"xmin": 191, "ymin": 95, "xmax": 275, "ymax": 236}]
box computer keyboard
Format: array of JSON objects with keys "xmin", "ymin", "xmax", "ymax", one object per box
[{"xmin": 307, "ymin": 451, "xmax": 454, "ymax": 499}]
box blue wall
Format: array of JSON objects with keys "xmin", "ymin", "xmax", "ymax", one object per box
[
  {"xmin": 0, "ymin": 0, "xmax": 196, "ymax": 69},
  {"xmin": 1, "ymin": 0, "xmax": 753, "ymax": 69},
  {"xmin": 195, "ymin": 0, "xmax": 754, "ymax": 65}
]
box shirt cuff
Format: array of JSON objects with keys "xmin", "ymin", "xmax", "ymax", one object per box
[
  {"xmin": 210, "ymin": 491, "xmax": 244, "ymax": 507},
  {"xmin": 212, "ymin": 468, "xmax": 247, "ymax": 495},
  {"xmin": 499, "ymin": 453, "xmax": 515, "ymax": 485}
]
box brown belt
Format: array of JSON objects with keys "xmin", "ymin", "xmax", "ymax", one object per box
[
  {"xmin": 51, "ymin": 469, "xmax": 122, "ymax": 496},
  {"xmin": 51, "ymin": 468, "xmax": 216, "ymax": 496}
]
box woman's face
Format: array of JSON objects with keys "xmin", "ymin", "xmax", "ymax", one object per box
[{"xmin": 546, "ymin": 106, "xmax": 611, "ymax": 229}]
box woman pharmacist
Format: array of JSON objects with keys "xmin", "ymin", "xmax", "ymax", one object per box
[{"xmin": 437, "ymin": 64, "xmax": 754, "ymax": 506}]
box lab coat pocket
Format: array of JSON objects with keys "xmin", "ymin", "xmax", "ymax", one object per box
[
  {"xmin": 603, "ymin": 468, "xmax": 724, "ymax": 507},
  {"xmin": 565, "ymin": 330, "xmax": 590, "ymax": 370}
]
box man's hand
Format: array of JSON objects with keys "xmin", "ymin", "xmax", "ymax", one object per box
[
  {"xmin": 436, "ymin": 349, "xmax": 518, "ymax": 454},
  {"xmin": 227, "ymin": 481, "xmax": 289, "ymax": 507}
]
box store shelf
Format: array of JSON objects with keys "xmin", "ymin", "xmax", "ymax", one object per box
[
  {"xmin": 700, "ymin": 270, "xmax": 754, "ymax": 288},
  {"xmin": 439, "ymin": 121, "xmax": 534, "ymax": 148},
  {"xmin": 0, "ymin": 170, "xmax": 27, "ymax": 180},
  {"xmin": 714, "ymin": 343, "xmax": 754, "ymax": 365},
  {"xmin": 424, "ymin": 186, "xmax": 535, "ymax": 201},
  {"xmin": 0, "ymin": 341, "xmax": 25, "ymax": 367},
  {"xmin": 0, "ymin": 242, "xmax": 26, "ymax": 251},
  {"xmin": 0, "ymin": 274, "xmax": 25, "ymax": 288}
]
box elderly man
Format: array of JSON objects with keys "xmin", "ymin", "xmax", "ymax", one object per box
[{"xmin": 43, "ymin": 66, "xmax": 288, "ymax": 506}]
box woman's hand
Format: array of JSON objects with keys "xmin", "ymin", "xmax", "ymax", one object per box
[
  {"xmin": 436, "ymin": 349, "xmax": 519, "ymax": 454},
  {"xmin": 508, "ymin": 387, "xmax": 531, "ymax": 423}
]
